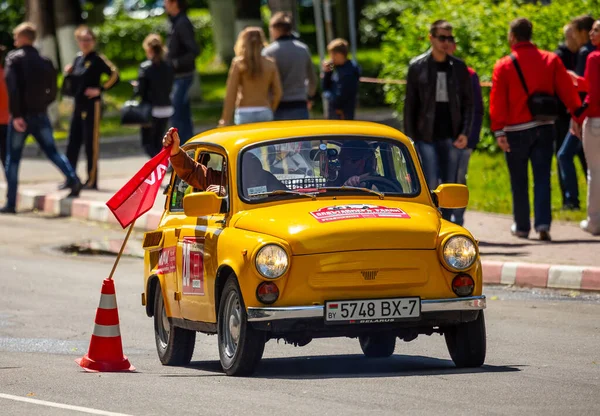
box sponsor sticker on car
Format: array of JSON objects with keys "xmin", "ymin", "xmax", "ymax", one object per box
[{"xmin": 310, "ymin": 204, "xmax": 410, "ymax": 223}]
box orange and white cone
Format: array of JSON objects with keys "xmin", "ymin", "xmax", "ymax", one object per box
[{"xmin": 76, "ymin": 278, "xmax": 135, "ymax": 372}]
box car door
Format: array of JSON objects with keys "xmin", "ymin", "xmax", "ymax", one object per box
[
  {"xmin": 157, "ymin": 147, "xmax": 198, "ymax": 321},
  {"xmin": 177, "ymin": 148, "xmax": 229, "ymax": 323}
]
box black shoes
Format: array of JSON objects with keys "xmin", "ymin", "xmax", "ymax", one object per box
[
  {"xmin": 0, "ymin": 205, "xmax": 17, "ymax": 214},
  {"xmin": 538, "ymin": 230, "xmax": 552, "ymax": 242},
  {"xmin": 67, "ymin": 178, "xmax": 83, "ymax": 198}
]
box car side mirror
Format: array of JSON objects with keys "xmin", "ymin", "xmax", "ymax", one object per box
[
  {"xmin": 433, "ymin": 184, "xmax": 469, "ymax": 209},
  {"xmin": 183, "ymin": 192, "xmax": 224, "ymax": 217}
]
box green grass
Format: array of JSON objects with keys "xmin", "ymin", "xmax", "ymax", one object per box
[{"xmin": 468, "ymin": 151, "xmax": 588, "ymax": 222}]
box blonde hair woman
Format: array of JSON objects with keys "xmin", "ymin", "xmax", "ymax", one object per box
[{"xmin": 219, "ymin": 27, "xmax": 282, "ymax": 126}]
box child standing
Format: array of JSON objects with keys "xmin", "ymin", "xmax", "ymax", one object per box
[{"xmin": 322, "ymin": 38, "xmax": 360, "ymax": 120}]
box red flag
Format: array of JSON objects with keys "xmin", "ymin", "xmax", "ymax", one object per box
[{"xmin": 106, "ymin": 146, "xmax": 171, "ymax": 228}]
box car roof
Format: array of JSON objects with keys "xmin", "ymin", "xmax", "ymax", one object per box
[{"xmin": 184, "ymin": 120, "xmax": 411, "ymax": 155}]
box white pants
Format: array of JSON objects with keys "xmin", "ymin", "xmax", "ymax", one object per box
[{"xmin": 583, "ymin": 118, "xmax": 600, "ymax": 232}]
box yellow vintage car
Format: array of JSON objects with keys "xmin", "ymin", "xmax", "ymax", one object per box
[{"xmin": 141, "ymin": 120, "xmax": 486, "ymax": 376}]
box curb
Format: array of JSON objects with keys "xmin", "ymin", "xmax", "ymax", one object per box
[
  {"xmin": 482, "ymin": 260, "xmax": 600, "ymax": 292},
  {"xmin": 13, "ymin": 189, "xmax": 163, "ymax": 232},
  {"xmin": 8, "ymin": 188, "xmax": 600, "ymax": 293}
]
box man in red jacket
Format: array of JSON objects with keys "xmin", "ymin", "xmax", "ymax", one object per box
[{"xmin": 490, "ymin": 18, "xmax": 581, "ymax": 241}]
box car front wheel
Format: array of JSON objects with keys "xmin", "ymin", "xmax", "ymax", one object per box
[
  {"xmin": 154, "ymin": 283, "xmax": 196, "ymax": 365},
  {"xmin": 359, "ymin": 333, "xmax": 396, "ymax": 358},
  {"xmin": 218, "ymin": 277, "xmax": 265, "ymax": 376},
  {"xmin": 444, "ymin": 310, "xmax": 486, "ymax": 368}
]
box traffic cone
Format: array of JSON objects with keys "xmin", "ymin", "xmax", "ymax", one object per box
[{"xmin": 76, "ymin": 278, "xmax": 135, "ymax": 372}]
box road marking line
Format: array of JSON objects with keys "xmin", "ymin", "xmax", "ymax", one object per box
[{"xmin": 0, "ymin": 393, "xmax": 133, "ymax": 416}]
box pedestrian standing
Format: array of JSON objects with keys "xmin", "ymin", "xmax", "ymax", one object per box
[
  {"xmin": 572, "ymin": 20, "xmax": 600, "ymax": 236},
  {"xmin": 322, "ymin": 38, "xmax": 360, "ymax": 120},
  {"xmin": 1, "ymin": 22, "xmax": 81, "ymax": 214},
  {"xmin": 135, "ymin": 34, "xmax": 174, "ymax": 158},
  {"xmin": 63, "ymin": 25, "xmax": 119, "ymax": 191},
  {"xmin": 554, "ymin": 23, "xmax": 581, "ymax": 209},
  {"xmin": 404, "ymin": 20, "xmax": 473, "ymax": 222},
  {"xmin": 219, "ymin": 27, "xmax": 282, "ymax": 126},
  {"xmin": 447, "ymin": 40, "xmax": 483, "ymax": 226},
  {"xmin": 0, "ymin": 45, "xmax": 9, "ymax": 175},
  {"xmin": 490, "ymin": 18, "xmax": 581, "ymax": 241},
  {"xmin": 558, "ymin": 15, "xmax": 595, "ymax": 210},
  {"xmin": 263, "ymin": 12, "xmax": 318, "ymax": 120},
  {"xmin": 164, "ymin": 0, "xmax": 199, "ymax": 144}
]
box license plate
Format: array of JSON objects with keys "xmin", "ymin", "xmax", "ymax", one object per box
[{"xmin": 325, "ymin": 297, "xmax": 420, "ymax": 324}]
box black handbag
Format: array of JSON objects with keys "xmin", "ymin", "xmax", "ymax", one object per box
[
  {"xmin": 510, "ymin": 54, "xmax": 559, "ymax": 122},
  {"xmin": 60, "ymin": 74, "xmax": 75, "ymax": 98},
  {"xmin": 120, "ymin": 99, "xmax": 152, "ymax": 126}
]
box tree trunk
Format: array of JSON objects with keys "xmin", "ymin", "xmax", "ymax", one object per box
[
  {"xmin": 334, "ymin": 0, "xmax": 348, "ymax": 41},
  {"xmin": 208, "ymin": 0, "xmax": 236, "ymax": 64},
  {"xmin": 53, "ymin": 0, "xmax": 82, "ymax": 71},
  {"xmin": 267, "ymin": 0, "xmax": 298, "ymax": 31},
  {"xmin": 234, "ymin": 0, "xmax": 262, "ymax": 40},
  {"xmin": 27, "ymin": 0, "xmax": 60, "ymax": 125}
]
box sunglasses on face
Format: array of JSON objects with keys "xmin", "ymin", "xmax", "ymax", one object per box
[
  {"xmin": 435, "ymin": 35, "xmax": 455, "ymax": 43},
  {"xmin": 78, "ymin": 38, "xmax": 94, "ymax": 43}
]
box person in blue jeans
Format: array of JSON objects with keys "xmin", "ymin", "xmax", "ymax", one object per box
[
  {"xmin": 447, "ymin": 41, "xmax": 484, "ymax": 226},
  {"xmin": 2, "ymin": 22, "xmax": 81, "ymax": 214},
  {"xmin": 164, "ymin": 0, "xmax": 199, "ymax": 144},
  {"xmin": 557, "ymin": 15, "xmax": 594, "ymax": 210},
  {"xmin": 404, "ymin": 20, "xmax": 473, "ymax": 222}
]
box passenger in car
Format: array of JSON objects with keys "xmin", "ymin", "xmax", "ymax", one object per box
[
  {"xmin": 162, "ymin": 128, "xmax": 226, "ymax": 195},
  {"xmin": 162, "ymin": 127, "xmax": 286, "ymax": 197}
]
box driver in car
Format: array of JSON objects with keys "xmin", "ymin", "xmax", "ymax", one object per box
[{"xmin": 330, "ymin": 140, "xmax": 377, "ymax": 187}]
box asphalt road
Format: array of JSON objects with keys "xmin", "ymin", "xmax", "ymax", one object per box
[{"xmin": 1, "ymin": 214, "xmax": 599, "ymax": 416}]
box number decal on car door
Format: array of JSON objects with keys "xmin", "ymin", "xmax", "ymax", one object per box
[{"xmin": 182, "ymin": 237, "xmax": 205, "ymax": 295}]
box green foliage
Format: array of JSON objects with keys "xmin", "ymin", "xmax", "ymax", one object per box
[
  {"xmin": 379, "ymin": 0, "xmax": 600, "ymax": 153},
  {"xmin": 359, "ymin": 0, "xmax": 411, "ymax": 46},
  {"xmin": 0, "ymin": 0, "xmax": 25, "ymax": 49},
  {"xmin": 94, "ymin": 10, "xmax": 213, "ymax": 67}
]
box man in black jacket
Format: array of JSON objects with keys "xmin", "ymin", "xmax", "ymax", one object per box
[
  {"xmin": 1, "ymin": 22, "xmax": 81, "ymax": 214},
  {"xmin": 404, "ymin": 20, "xmax": 473, "ymax": 218},
  {"xmin": 164, "ymin": 0, "xmax": 199, "ymax": 144}
]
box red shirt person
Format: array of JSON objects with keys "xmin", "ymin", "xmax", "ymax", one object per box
[{"xmin": 490, "ymin": 18, "xmax": 581, "ymax": 241}]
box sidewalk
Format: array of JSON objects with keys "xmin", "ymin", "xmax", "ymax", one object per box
[{"xmin": 1, "ymin": 114, "xmax": 599, "ymax": 292}]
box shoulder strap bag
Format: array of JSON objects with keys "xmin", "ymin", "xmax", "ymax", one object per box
[{"xmin": 510, "ymin": 53, "xmax": 559, "ymax": 122}]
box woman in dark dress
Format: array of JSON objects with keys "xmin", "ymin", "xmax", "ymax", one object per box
[
  {"xmin": 135, "ymin": 34, "xmax": 175, "ymax": 158},
  {"xmin": 63, "ymin": 25, "xmax": 119, "ymax": 190}
]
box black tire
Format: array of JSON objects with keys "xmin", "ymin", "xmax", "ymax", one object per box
[
  {"xmin": 153, "ymin": 283, "xmax": 196, "ymax": 366},
  {"xmin": 217, "ymin": 277, "xmax": 265, "ymax": 376},
  {"xmin": 444, "ymin": 310, "xmax": 487, "ymax": 368},
  {"xmin": 359, "ymin": 333, "xmax": 396, "ymax": 358}
]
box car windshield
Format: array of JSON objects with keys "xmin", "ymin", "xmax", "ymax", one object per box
[{"xmin": 239, "ymin": 136, "xmax": 420, "ymax": 201}]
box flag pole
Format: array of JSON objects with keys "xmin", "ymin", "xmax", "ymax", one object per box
[{"xmin": 108, "ymin": 219, "xmax": 136, "ymax": 280}]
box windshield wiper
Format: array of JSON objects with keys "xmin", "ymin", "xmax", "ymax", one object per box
[
  {"xmin": 320, "ymin": 186, "xmax": 384, "ymax": 200},
  {"xmin": 251, "ymin": 189, "xmax": 317, "ymax": 200}
]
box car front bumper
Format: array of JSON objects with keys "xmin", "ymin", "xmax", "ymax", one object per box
[{"xmin": 247, "ymin": 295, "xmax": 486, "ymax": 322}]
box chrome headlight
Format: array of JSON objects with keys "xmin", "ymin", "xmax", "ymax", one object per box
[
  {"xmin": 443, "ymin": 236, "xmax": 477, "ymax": 270},
  {"xmin": 255, "ymin": 244, "xmax": 289, "ymax": 278}
]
